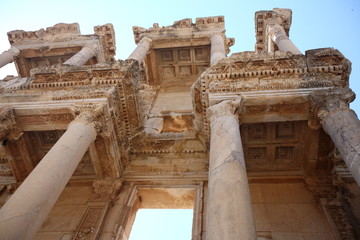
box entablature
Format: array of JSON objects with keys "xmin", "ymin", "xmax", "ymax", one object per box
[{"xmin": 7, "ymin": 23, "xmax": 116, "ymax": 77}]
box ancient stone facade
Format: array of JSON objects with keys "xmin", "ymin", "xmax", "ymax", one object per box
[{"xmin": 0, "ymin": 8, "xmax": 359, "ymax": 240}]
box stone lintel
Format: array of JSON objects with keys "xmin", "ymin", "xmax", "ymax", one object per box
[{"xmin": 133, "ymin": 16, "xmax": 225, "ymax": 43}]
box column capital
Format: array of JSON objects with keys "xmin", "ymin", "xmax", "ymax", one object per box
[
  {"xmin": 71, "ymin": 103, "xmax": 109, "ymax": 136},
  {"xmin": 138, "ymin": 36, "xmax": 153, "ymax": 46},
  {"xmin": 0, "ymin": 106, "xmax": 22, "ymax": 141},
  {"xmin": 83, "ymin": 41, "xmax": 99, "ymax": 54},
  {"xmin": 6, "ymin": 46, "xmax": 20, "ymax": 57},
  {"xmin": 309, "ymin": 88, "xmax": 355, "ymax": 123},
  {"xmin": 267, "ymin": 23, "xmax": 287, "ymax": 41},
  {"xmin": 208, "ymin": 98, "xmax": 242, "ymax": 123},
  {"xmin": 127, "ymin": 37, "xmax": 153, "ymax": 64}
]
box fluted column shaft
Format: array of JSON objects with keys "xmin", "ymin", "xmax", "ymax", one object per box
[
  {"xmin": 0, "ymin": 117, "xmax": 97, "ymax": 240},
  {"xmin": 323, "ymin": 108, "xmax": 360, "ymax": 185},
  {"xmin": 206, "ymin": 100, "xmax": 256, "ymax": 240},
  {"xmin": 0, "ymin": 47, "xmax": 19, "ymax": 68},
  {"xmin": 267, "ymin": 23, "xmax": 301, "ymax": 54},
  {"xmin": 127, "ymin": 37, "xmax": 152, "ymax": 64},
  {"xmin": 210, "ymin": 34, "xmax": 226, "ymax": 65}
]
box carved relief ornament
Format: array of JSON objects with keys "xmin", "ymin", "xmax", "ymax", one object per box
[
  {"xmin": 309, "ymin": 88, "xmax": 355, "ymax": 128},
  {"xmin": 71, "ymin": 103, "xmax": 111, "ymax": 136},
  {"xmin": 0, "ymin": 106, "xmax": 22, "ymax": 141},
  {"xmin": 91, "ymin": 179, "xmax": 122, "ymax": 201},
  {"xmin": 207, "ymin": 98, "xmax": 242, "ymax": 123}
]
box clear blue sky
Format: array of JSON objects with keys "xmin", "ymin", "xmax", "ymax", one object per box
[
  {"xmin": 0, "ymin": 0, "xmax": 359, "ymax": 114},
  {"xmin": 0, "ymin": 1, "xmax": 359, "ymax": 239}
]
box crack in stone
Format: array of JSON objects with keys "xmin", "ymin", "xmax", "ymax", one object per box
[
  {"xmin": 2, "ymin": 205, "xmax": 41, "ymax": 223},
  {"xmin": 209, "ymin": 151, "xmax": 245, "ymax": 179}
]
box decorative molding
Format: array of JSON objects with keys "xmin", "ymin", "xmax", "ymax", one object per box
[
  {"xmin": 255, "ymin": 8, "xmax": 292, "ymax": 52},
  {"xmin": 73, "ymin": 205, "xmax": 109, "ymax": 240},
  {"xmin": 309, "ymin": 88, "xmax": 355, "ymax": 127},
  {"xmin": 207, "ymin": 99, "xmax": 241, "ymax": 123},
  {"xmin": 94, "ymin": 24, "xmax": 116, "ymax": 62},
  {"xmin": 0, "ymin": 106, "xmax": 22, "ymax": 141},
  {"xmin": 91, "ymin": 179, "xmax": 122, "ymax": 201},
  {"xmin": 7, "ymin": 23, "xmax": 80, "ymax": 44}
]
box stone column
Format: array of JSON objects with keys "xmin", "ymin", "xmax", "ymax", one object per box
[
  {"xmin": 323, "ymin": 108, "xmax": 360, "ymax": 185},
  {"xmin": 0, "ymin": 112, "xmax": 98, "ymax": 240},
  {"xmin": 311, "ymin": 89, "xmax": 360, "ymax": 186},
  {"xmin": 267, "ymin": 23, "xmax": 301, "ymax": 54},
  {"xmin": 127, "ymin": 37, "xmax": 152, "ymax": 64},
  {"xmin": 0, "ymin": 46, "xmax": 20, "ymax": 68},
  {"xmin": 206, "ymin": 99, "xmax": 256, "ymax": 240},
  {"xmin": 63, "ymin": 42, "xmax": 98, "ymax": 66},
  {"xmin": 210, "ymin": 34, "xmax": 226, "ymax": 65}
]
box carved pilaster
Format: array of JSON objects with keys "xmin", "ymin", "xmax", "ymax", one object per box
[
  {"xmin": 91, "ymin": 179, "xmax": 122, "ymax": 202},
  {"xmin": 0, "ymin": 106, "xmax": 22, "ymax": 141},
  {"xmin": 73, "ymin": 202, "xmax": 110, "ymax": 240},
  {"xmin": 305, "ymin": 177, "xmax": 357, "ymax": 239}
]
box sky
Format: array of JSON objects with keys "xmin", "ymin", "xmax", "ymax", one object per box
[
  {"xmin": 0, "ymin": 1, "xmax": 359, "ymax": 239},
  {"xmin": 0, "ymin": 0, "xmax": 359, "ymax": 114}
]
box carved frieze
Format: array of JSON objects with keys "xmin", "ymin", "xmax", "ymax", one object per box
[
  {"xmin": 17, "ymin": 113, "xmax": 74, "ymax": 126},
  {"xmin": 245, "ymin": 103, "xmax": 306, "ymax": 115}
]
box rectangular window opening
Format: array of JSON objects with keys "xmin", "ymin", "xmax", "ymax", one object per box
[{"xmin": 128, "ymin": 187, "xmax": 195, "ymax": 240}]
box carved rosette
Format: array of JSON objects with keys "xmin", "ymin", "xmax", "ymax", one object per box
[
  {"xmin": 309, "ymin": 88, "xmax": 355, "ymax": 128},
  {"xmin": 207, "ymin": 98, "xmax": 241, "ymax": 123}
]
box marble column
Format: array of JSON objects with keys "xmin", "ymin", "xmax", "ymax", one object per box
[
  {"xmin": 0, "ymin": 113, "xmax": 97, "ymax": 240},
  {"xmin": 322, "ymin": 108, "xmax": 360, "ymax": 186},
  {"xmin": 267, "ymin": 23, "xmax": 301, "ymax": 54},
  {"xmin": 63, "ymin": 43, "xmax": 97, "ymax": 66},
  {"xmin": 206, "ymin": 99, "xmax": 257, "ymax": 240},
  {"xmin": 210, "ymin": 34, "xmax": 226, "ymax": 65},
  {"xmin": 127, "ymin": 37, "xmax": 152, "ymax": 64},
  {"xmin": 0, "ymin": 46, "xmax": 20, "ymax": 68}
]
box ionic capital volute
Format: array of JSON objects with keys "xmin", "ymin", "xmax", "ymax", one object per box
[{"xmin": 207, "ymin": 98, "xmax": 242, "ymax": 123}]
